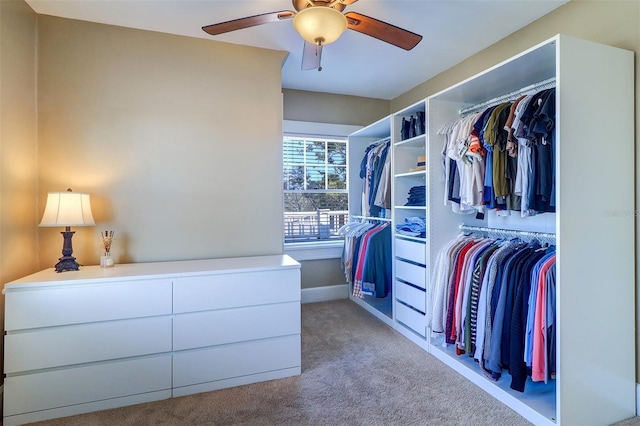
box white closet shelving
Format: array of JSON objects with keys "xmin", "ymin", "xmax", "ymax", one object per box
[
  {"xmin": 347, "ymin": 34, "xmax": 635, "ymax": 425},
  {"xmin": 392, "ymin": 102, "xmax": 429, "ymax": 341},
  {"xmin": 424, "ymin": 34, "xmax": 635, "ymax": 426},
  {"xmin": 347, "ymin": 115, "xmax": 393, "ymax": 320}
]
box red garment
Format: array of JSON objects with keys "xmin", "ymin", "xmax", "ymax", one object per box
[
  {"xmin": 352, "ymin": 224, "xmax": 388, "ymax": 298},
  {"xmin": 531, "ymin": 255, "xmax": 555, "ymax": 382},
  {"xmin": 448, "ymin": 241, "xmax": 475, "ymax": 344}
]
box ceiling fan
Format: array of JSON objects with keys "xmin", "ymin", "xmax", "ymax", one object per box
[{"xmin": 202, "ymin": 0, "xmax": 422, "ymax": 71}]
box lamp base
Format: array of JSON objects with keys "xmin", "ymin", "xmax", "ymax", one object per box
[
  {"xmin": 54, "ymin": 228, "xmax": 80, "ymax": 273},
  {"xmin": 55, "ymin": 255, "xmax": 80, "ymax": 273}
]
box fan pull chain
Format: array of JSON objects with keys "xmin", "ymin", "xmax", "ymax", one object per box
[{"xmin": 315, "ymin": 40, "xmax": 323, "ymax": 72}]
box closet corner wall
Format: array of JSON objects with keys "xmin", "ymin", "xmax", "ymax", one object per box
[{"xmin": 346, "ymin": 34, "xmax": 635, "ymax": 425}]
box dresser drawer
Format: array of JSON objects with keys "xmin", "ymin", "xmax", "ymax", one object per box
[
  {"xmin": 5, "ymin": 316, "xmax": 172, "ymax": 374},
  {"xmin": 4, "ymin": 355, "xmax": 172, "ymax": 416},
  {"xmin": 394, "ymin": 259, "xmax": 426, "ymax": 289},
  {"xmin": 395, "ymin": 238, "xmax": 426, "ymax": 265},
  {"xmin": 395, "ymin": 281, "xmax": 426, "ymax": 313},
  {"xmin": 173, "ymin": 335, "xmax": 300, "ymax": 388},
  {"xmin": 395, "ymin": 301, "xmax": 426, "ymax": 337},
  {"xmin": 5, "ymin": 279, "xmax": 173, "ymax": 331},
  {"xmin": 173, "ymin": 269, "xmax": 300, "ymax": 313},
  {"xmin": 174, "ymin": 302, "xmax": 300, "ymax": 351}
]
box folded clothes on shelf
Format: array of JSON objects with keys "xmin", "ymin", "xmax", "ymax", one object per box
[
  {"xmin": 396, "ymin": 216, "xmax": 426, "ymax": 238},
  {"xmin": 405, "ymin": 185, "xmax": 426, "ymax": 206}
]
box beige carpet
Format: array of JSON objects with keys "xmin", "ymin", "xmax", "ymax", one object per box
[{"xmin": 29, "ymin": 299, "xmax": 638, "ymax": 426}]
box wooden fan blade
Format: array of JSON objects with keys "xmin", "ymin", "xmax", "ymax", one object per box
[
  {"xmin": 301, "ymin": 41, "xmax": 323, "ymax": 71},
  {"xmin": 202, "ymin": 11, "xmax": 295, "ymax": 36},
  {"xmin": 344, "ymin": 11, "xmax": 422, "ymax": 50}
]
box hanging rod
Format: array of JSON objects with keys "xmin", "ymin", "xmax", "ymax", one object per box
[
  {"xmin": 369, "ymin": 136, "xmax": 391, "ymax": 147},
  {"xmin": 459, "ymin": 77, "xmax": 556, "ymax": 116},
  {"xmin": 460, "ymin": 224, "xmax": 555, "ymax": 240},
  {"xmin": 351, "ymin": 215, "xmax": 392, "ymax": 222}
]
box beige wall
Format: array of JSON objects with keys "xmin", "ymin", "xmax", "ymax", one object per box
[
  {"xmin": 296, "ymin": 256, "xmax": 347, "ymax": 290},
  {"xmin": 300, "ymin": 258, "xmax": 347, "ymax": 289},
  {"xmin": 36, "ymin": 16, "xmax": 288, "ymax": 266},
  {"xmin": 0, "ymin": 0, "xmax": 39, "ymax": 282},
  {"xmin": 283, "ymin": 88, "xmax": 389, "ymax": 127},
  {"xmin": 0, "ymin": 0, "xmax": 39, "ymax": 380}
]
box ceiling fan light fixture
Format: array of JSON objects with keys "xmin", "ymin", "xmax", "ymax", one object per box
[{"xmin": 293, "ymin": 6, "xmax": 347, "ymax": 45}]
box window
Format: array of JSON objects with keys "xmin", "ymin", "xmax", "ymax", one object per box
[{"xmin": 283, "ymin": 136, "xmax": 348, "ymax": 244}]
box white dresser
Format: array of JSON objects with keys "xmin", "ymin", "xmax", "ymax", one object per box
[{"xmin": 2, "ymin": 255, "xmax": 301, "ymax": 426}]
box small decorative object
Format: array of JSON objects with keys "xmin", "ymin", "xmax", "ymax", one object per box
[
  {"xmin": 410, "ymin": 155, "xmax": 426, "ymax": 172},
  {"xmin": 100, "ymin": 255, "xmax": 114, "ymax": 268},
  {"xmin": 100, "ymin": 230, "xmax": 115, "ymax": 268}
]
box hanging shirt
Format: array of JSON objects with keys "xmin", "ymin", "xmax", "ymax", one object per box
[
  {"xmin": 457, "ymin": 239, "xmax": 495, "ymax": 352},
  {"xmin": 352, "ymin": 223, "xmax": 388, "ymax": 298},
  {"xmin": 429, "ymin": 236, "xmax": 472, "ymax": 334},
  {"xmin": 508, "ymin": 248, "xmax": 547, "ymax": 392},
  {"xmin": 532, "ymin": 254, "xmax": 556, "ymax": 382},
  {"xmin": 513, "ymin": 95, "xmax": 536, "ymax": 217},
  {"xmin": 361, "ymin": 224, "xmax": 392, "ymax": 298},
  {"xmin": 465, "ymin": 241, "xmax": 500, "ymax": 356}
]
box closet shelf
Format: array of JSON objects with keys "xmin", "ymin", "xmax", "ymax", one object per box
[
  {"xmin": 459, "ymin": 77, "xmax": 556, "ymax": 115},
  {"xmin": 394, "ymin": 171, "xmax": 426, "ymax": 178},
  {"xmin": 394, "ymin": 234, "xmax": 426, "ymax": 243},
  {"xmin": 350, "ymin": 215, "xmax": 392, "ymax": 222},
  {"xmin": 394, "ymin": 135, "xmax": 425, "ymax": 148},
  {"xmin": 394, "ymin": 205, "xmax": 426, "ymax": 210}
]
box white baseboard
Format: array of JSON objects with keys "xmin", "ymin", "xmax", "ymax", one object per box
[{"xmin": 301, "ymin": 284, "xmax": 349, "ymax": 304}]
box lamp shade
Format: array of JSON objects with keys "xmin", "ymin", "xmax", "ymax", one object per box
[
  {"xmin": 40, "ymin": 191, "xmax": 95, "ymax": 227},
  {"xmin": 293, "ymin": 6, "xmax": 347, "ymax": 45}
]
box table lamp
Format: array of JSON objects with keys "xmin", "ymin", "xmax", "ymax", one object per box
[{"xmin": 40, "ymin": 188, "xmax": 95, "ymax": 272}]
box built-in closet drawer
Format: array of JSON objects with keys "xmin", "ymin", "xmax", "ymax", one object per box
[
  {"xmin": 394, "ymin": 259, "xmax": 426, "ymax": 289},
  {"xmin": 5, "ymin": 317, "xmax": 172, "ymax": 374},
  {"xmin": 395, "ymin": 238, "xmax": 426, "ymax": 265},
  {"xmin": 173, "ymin": 335, "xmax": 300, "ymax": 388},
  {"xmin": 173, "ymin": 302, "xmax": 300, "ymax": 351},
  {"xmin": 395, "ymin": 302, "xmax": 426, "ymax": 337},
  {"xmin": 173, "ymin": 269, "xmax": 300, "ymax": 313},
  {"xmin": 3, "ymin": 355, "xmax": 172, "ymax": 417},
  {"xmin": 395, "ymin": 281, "xmax": 426, "ymax": 313},
  {"xmin": 4, "ymin": 279, "xmax": 173, "ymax": 331}
]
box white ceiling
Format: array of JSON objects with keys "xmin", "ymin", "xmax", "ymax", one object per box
[{"xmin": 25, "ymin": 0, "xmax": 568, "ymax": 100}]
